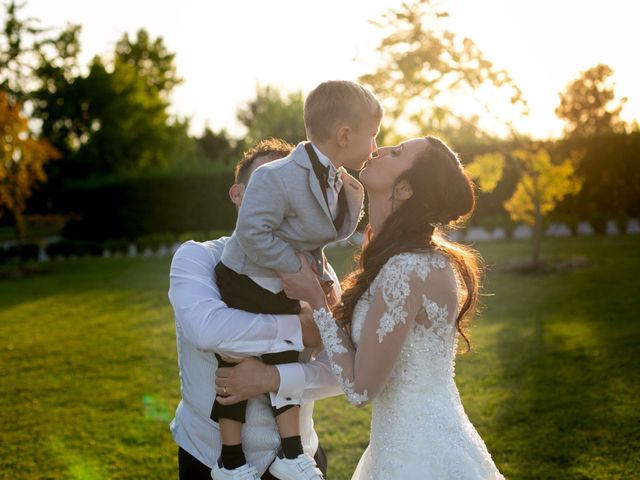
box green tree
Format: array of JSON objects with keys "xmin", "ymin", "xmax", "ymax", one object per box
[
  {"xmin": 360, "ymin": 0, "xmax": 527, "ymax": 142},
  {"xmin": 84, "ymin": 60, "xmax": 178, "ymax": 173},
  {"xmin": 465, "ymin": 152, "xmax": 505, "ymax": 193},
  {"xmin": 237, "ymin": 85, "xmax": 306, "ymax": 148},
  {"xmin": 556, "ymin": 64, "xmax": 627, "ymax": 137},
  {"xmin": 0, "ymin": 0, "xmax": 81, "ymax": 104},
  {"xmin": 0, "ymin": 0, "xmax": 42, "ymax": 102},
  {"xmin": 114, "ymin": 28, "xmax": 181, "ymax": 98},
  {"xmin": 30, "ymin": 29, "xmax": 84, "ymax": 162},
  {"xmin": 1, "ymin": 4, "xmax": 189, "ymax": 178},
  {"xmin": 31, "ymin": 29, "xmax": 192, "ymax": 177},
  {"xmin": 197, "ymin": 127, "xmax": 235, "ymax": 165},
  {"xmin": 467, "ymin": 146, "xmax": 583, "ymax": 265},
  {"xmin": 164, "ymin": 117, "xmax": 210, "ymax": 172}
]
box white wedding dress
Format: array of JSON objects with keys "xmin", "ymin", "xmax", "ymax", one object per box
[{"xmin": 313, "ymin": 251, "xmax": 504, "ymax": 479}]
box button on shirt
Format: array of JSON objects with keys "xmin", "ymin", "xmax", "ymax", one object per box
[{"xmin": 311, "ymin": 143, "xmax": 344, "ymax": 220}]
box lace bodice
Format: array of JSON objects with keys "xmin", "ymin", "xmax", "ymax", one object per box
[{"xmin": 313, "ymin": 251, "xmax": 504, "ymax": 479}]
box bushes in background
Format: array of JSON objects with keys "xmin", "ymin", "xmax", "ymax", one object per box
[
  {"xmin": 55, "ymin": 171, "xmax": 236, "ymax": 241},
  {"xmin": 12, "ymin": 132, "xmax": 640, "ymax": 241}
]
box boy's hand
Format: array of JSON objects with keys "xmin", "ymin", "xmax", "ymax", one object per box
[{"xmin": 279, "ymin": 253, "xmax": 327, "ymax": 308}]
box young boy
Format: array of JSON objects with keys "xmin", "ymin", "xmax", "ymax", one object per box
[{"xmin": 211, "ymin": 80, "xmax": 382, "ymax": 480}]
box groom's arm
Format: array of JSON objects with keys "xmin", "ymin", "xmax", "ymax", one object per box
[
  {"xmin": 168, "ymin": 239, "xmax": 303, "ymax": 354},
  {"xmin": 216, "ymin": 351, "xmax": 342, "ymax": 406},
  {"xmin": 271, "ymin": 348, "xmax": 342, "ymax": 406},
  {"xmin": 217, "ymin": 262, "xmax": 343, "ymax": 406},
  {"xmin": 271, "ymin": 261, "xmax": 343, "ymax": 406}
]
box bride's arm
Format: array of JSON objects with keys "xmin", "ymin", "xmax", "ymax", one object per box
[{"xmin": 283, "ymin": 254, "xmax": 427, "ymax": 406}]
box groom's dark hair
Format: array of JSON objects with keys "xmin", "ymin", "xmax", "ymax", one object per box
[{"xmin": 234, "ymin": 138, "xmax": 294, "ymax": 185}]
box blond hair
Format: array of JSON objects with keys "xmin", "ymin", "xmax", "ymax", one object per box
[{"xmin": 304, "ymin": 80, "xmax": 383, "ymax": 142}]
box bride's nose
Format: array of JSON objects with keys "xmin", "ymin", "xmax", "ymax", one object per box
[{"xmin": 375, "ymin": 146, "xmax": 391, "ymax": 158}]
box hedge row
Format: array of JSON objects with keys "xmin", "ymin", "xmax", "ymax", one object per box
[
  {"xmin": 55, "ymin": 171, "xmax": 237, "ymax": 241},
  {"xmin": 0, "ymin": 229, "xmax": 231, "ymax": 264},
  {"xmin": 18, "ymin": 133, "xmax": 640, "ymax": 241}
]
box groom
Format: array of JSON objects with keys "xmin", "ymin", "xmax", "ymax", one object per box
[{"xmin": 168, "ymin": 138, "xmax": 342, "ymax": 480}]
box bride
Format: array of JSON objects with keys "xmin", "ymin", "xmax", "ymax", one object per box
[{"xmin": 281, "ymin": 136, "xmax": 505, "ymax": 479}]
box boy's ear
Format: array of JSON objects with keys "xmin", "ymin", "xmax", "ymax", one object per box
[
  {"xmin": 336, "ymin": 125, "xmax": 351, "ymax": 147},
  {"xmin": 229, "ymin": 184, "xmax": 245, "ymax": 207},
  {"xmin": 394, "ymin": 180, "xmax": 413, "ymax": 201}
]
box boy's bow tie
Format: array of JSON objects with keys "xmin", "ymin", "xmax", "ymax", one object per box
[{"xmin": 323, "ymin": 165, "xmax": 343, "ymax": 192}]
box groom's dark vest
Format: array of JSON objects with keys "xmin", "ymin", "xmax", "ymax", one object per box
[{"xmin": 304, "ymin": 142, "xmax": 348, "ymax": 233}]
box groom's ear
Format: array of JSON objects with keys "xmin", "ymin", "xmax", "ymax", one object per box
[
  {"xmin": 229, "ymin": 184, "xmax": 245, "ymax": 208},
  {"xmin": 336, "ymin": 125, "xmax": 351, "ymax": 147}
]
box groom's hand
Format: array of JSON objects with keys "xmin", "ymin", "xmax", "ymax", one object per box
[{"xmin": 215, "ymin": 357, "xmax": 280, "ymax": 405}]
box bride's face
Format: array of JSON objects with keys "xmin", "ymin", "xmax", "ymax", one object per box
[{"xmin": 359, "ymin": 137, "xmax": 428, "ymax": 194}]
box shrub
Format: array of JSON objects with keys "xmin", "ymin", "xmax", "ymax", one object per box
[
  {"xmin": 103, "ymin": 239, "xmax": 130, "ymax": 254},
  {"xmin": 5, "ymin": 243, "xmax": 40, "ymax": 262},
  {"xmin": 177, "ymin": 231, "xmax": 209, "ymax": 243},
  {"xmin": 207, "ymin": 229, "xmax": 232, "ymax": 240},
  {"xmin": 57, "ymin": 171, "xmax": 236, "ymax": 241},
  {"xmin": 46, "ymin": 241, "xmax": 75, "ymax": 259},
  {"xmin": 77, "ymin": 241, "xmax": 103, "ymax": 257},
  {"xmin": 136, "ymin": 233, "xmax": 177, "ymax": 253},
  {"xmin": 46, "ymin": 240, "xmax": 102, "ymax": 259}
]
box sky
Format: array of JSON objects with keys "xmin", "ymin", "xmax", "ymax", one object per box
[{"xmin": 19, "ymin": 0, "xmax": 640, "ymax": 140}]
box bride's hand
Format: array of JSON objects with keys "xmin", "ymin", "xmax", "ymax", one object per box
[{"xmin": 279, "ymin": 253, "xmax": 327, "ymax": 309}]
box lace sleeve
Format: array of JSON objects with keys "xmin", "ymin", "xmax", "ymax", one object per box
[{"xmin": 313, "ymin": 253, "xmax": 445, "ymax": 406}]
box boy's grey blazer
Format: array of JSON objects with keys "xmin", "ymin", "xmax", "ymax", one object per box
[{"xmin": 221, "ymin": 142, "xmax": 365, "ymax": 277}]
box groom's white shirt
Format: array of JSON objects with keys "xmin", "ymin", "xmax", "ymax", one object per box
[{"xmin": 168, "ymin": 238, "xmax": 342, "ymax": 474}]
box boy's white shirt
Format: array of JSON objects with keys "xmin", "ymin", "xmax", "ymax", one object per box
[{"xmin": 168, "ymin": 238, "xmax": 342, "ymax": 473}]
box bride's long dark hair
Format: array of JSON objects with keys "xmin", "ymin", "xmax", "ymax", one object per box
[{"xmin": 334, "ymin": 136, "xmax": 482, "ymax": 351}]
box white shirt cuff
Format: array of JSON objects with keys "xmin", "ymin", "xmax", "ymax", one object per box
[
  {"xmin": 271, "ymin": 363, "xmax": 306, "ymax": 409},
  {"xmin": 273, "ymin": 314, "xmax": 303, "ymax": 352}
]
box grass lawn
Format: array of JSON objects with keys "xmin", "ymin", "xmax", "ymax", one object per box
[{"xmin": 1, "ymin": 236, "xmax": 638, "ymax": 479}]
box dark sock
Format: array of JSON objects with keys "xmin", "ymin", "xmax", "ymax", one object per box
[
  {"xmin": 281, "ymin": 435, "xmax": 303, "ymax": 459},
  {"xmin": 221, "ymin": 443, "xmax": 246, "ymax": 469}
]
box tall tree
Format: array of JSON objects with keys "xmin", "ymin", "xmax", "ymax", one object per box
[
  {"xmin": 68, "ymin": 58, "xmax": 174, "ymax": 174},
  {"xmin": 556, "ymin": 64, "xmax": 627, "ymax": 137},
  {"xmin": 0, "ymin": 90, "xmax": 59, "ymax": 239},
  {"xmin": 32, "ymin": 29, "xmax": 188, "ymax": 177},
  {"xmin": 114, "ymin": 29, "xmax": 181, "ymax": 98},
  {"xmin": 237, "ymin": 85, "xmax": 306, "ymax": 149},
  {"xmin": 0, "ymin": 0, "xmax": 81, "ymax": 104},
  {"xmin": 198, "ymin": 127, "xmax": 235, "ymax": 165},
  {"xmin": 467, "ymin": 146, "xmax": 583, "ymax": 265},
  {"xmin": 0, "ymin": 0, "xmax": 41, "ymax": 102},
  {"xmin": 360, "ymin": 0, "xmax": 528, "ymax": 142}
]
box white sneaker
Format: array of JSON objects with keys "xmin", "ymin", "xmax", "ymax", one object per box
[
  {"xmin": 268, "ymin": 454, "xmax": 325, "ymax": 480},
  {"xmin": 210, "ymin": 460, "xmax": 260, "ymax": 480}
]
